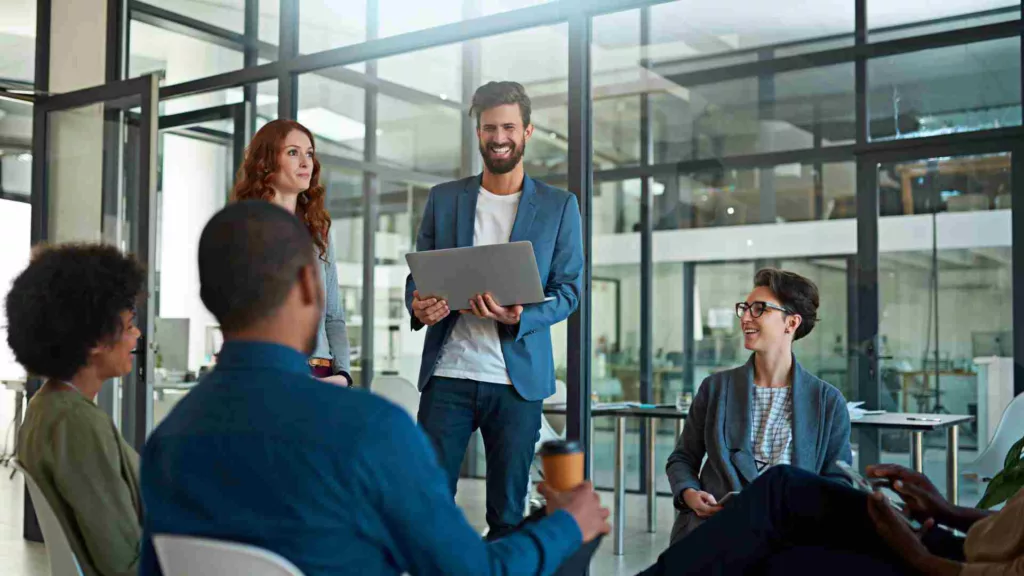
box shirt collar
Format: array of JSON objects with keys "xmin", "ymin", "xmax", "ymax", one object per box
[{"xmin": 215, "ymin": 341, "xmax": 309, "ymax": 375}]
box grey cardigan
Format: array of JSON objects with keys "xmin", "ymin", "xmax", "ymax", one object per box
[
  {"xmin": 666, "ymin": 355, "xmax": 852, "ymax": 542},
  {"xmin": 311, "ymin": 234, "xmax": 352, "ymax": 379}
]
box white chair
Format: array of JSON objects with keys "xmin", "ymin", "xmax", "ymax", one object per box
[
  {"xmin": 152, "ymin": 534, "xmax": 305, "ymax": 576},
  {"xmin": 12, "ymin": 460, "xmax": 84, "ymax": 576},
  {"xmin": 371, "ymin": 375, "xmax": 421, "ymax": 422},
  {"xmin": 963, "ymin": 392, "xmax": 1024, "ymax": 481}
]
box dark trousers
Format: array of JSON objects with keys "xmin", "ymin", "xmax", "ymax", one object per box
[
  {"xmin": 417, "ymin": 376, "xmax": 543, "ymax": 538},
  {"xmin": 639, "ymin": 466, "xmax": 966, "ymax": 576}
]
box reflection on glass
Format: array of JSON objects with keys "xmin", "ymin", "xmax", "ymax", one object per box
[
  {"xmin": 145, "ymin": 0, "xmax": 245, "ymax": 33},
  {"xmin": 653, "ymin": 161, "xmax": 855, "ymax": 229},
  {"xmin": 877, "ymin": 153, "xmax": 1013, "ymax": 463},
  {"xmin": 878, "ymin": 153, "xmax": 1011, "ymax": 217},
  {"xmin": 377, "ymin": 94, "xmax": 461, "ymax": 179},
  {"xmin": 129, "ymin": 21, "xmax": 244, "ymax": 85},
  {"xmin": 869, "ymin": 38, "xmax": 1021, "ymax": 141},
  {"xmin": 300, "ymin": 0, "xmax": 367, "ymax": 54},
  {"xmin": 378, "ymin": 0, "xmax": 552, "ymax": 37},
  {"xmin": 869, "ymin": 1, "xmax": 1017, "ymax": 40},
  {"xmin": 297, "ymin": 74, "xmax": 366, "ymax": 161},
  {"xmin": 649, "ymin": 0, "xmax": 854, "ymax": 68}
]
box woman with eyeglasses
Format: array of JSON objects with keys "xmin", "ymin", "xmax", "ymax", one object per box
[{"xmin": 665, "ymin": 268, "xmax": 853, "ymax": 543}]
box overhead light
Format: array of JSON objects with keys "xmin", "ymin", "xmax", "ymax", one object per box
[
  {"xmin": 297, "ymin": 107, "xmax": 366, "ymax": 142},
  {"xmin": 727, "ymin": 207, "xmax": 735, "ymax": 215},
  {"xmin": 17, "ymin": 153, "xmax": 31, "ymax": 162},
  {"xmin": 746, "ymin": 239, "xmax": 753, "ymax": 247},
  {"xmin": 439, "ymin": 93, "xmax": 448, "ymax": 101}
]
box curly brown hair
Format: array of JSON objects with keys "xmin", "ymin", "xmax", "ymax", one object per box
[{"xmin": 232, "ymin": 119, "xmax": 331, "ymax": 260}]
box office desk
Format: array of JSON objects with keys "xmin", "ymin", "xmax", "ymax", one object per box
[
  {"xmin": 543, "ymin": 404, "xmax": 686, "ymax": 556},
  {"xmin": 852, "ymin": 413, "xmax": 974, "ymax": 504}
]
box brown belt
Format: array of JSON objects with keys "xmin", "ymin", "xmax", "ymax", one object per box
[{"xmin": 308, "ymin": 358, "xmax": 331, "ymax": 368}]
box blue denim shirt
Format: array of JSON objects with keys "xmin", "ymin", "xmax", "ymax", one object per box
[{"xmin": 312, "ymin": 234, "xmax": 351, "ymax": 380}]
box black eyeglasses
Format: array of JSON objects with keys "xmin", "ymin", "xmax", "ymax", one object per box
[{"xmin": 735, "ymin": 301, "xmax": 792, "ymax": 319}]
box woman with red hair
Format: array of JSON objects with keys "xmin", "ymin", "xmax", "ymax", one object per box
[{"xmin": 232, "ymin": 119, "xmax": 351, "ymax": 386}]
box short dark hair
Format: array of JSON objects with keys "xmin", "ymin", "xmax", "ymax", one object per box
[
  {"xmin": 469, "ymin": 81, "xmax": 532, "ymax": 128},
  {"xmin": 198, "ymin": 200, "xmax": 316, "ymax": 332},
  {"xmin": 5, "ymin": 244, "xmax": 144, "ymax": 381},
  {"xmin": 754, "ymin": 268, "xmax": 820, "ymax": 341}
]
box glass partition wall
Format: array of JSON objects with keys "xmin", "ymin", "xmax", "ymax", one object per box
[{"xmin": 29, "ymin": 0, "xmax": 1019, "ymax": 505}]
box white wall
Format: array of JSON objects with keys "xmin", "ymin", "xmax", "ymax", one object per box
[{"xmin": 0, "ymin": 199, "xmax": 31, "ymax": 380}]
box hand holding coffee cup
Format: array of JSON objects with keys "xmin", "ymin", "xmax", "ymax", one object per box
[
  {"xmin": 536, "ymin": 440, "xmax": 611, "ymax": 543},
  {"xmin": 538, "ymin": 440, "xmax": 584, "ymax": 492}
]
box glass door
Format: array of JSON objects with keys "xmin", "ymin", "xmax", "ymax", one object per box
[
  {"xmin": 32, "ymin": 74, "xmax": 160, "ymax": 450},
  {"xmin": 151, "ymin": 104, "xmax": 247, "ymax": 427}
]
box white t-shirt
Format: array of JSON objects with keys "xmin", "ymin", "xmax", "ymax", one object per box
[{"xmin": 434, "ymin": 187, "xmax": 522, "ymax": 385}]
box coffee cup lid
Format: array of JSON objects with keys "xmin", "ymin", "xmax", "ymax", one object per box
[{"xmin": 538, "ymin": 440, "xmax": 583, "ymax": 456}]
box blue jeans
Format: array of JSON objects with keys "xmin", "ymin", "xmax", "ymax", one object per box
[
  {"xmin": 639, "ymin": 466, "xmax": 965, "ymax": 576},
  {"xmin": 417, "ymin": 376, "xmax": 543, "ymax": 538}
]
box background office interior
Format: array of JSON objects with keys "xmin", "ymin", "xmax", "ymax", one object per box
[{"xmin": 0, "ymin": 0, "xmax": 1022, "ymax": 505}]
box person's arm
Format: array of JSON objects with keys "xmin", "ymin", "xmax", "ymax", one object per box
[
  {"xmin": 942, "ymin": 506, "xmax": 998, "ymax": 533},
  {"xmin": 354, "ymin": 404, "xmax": 584, "ymax": 576},
  {"xmin": 323, "ymin": 235, "xmax": 352, "ymax": 383},
  {"xmin": 667, "ymin": 378, "xmax": 711, "ymax": 505},
  {"xmin": 819, "ymin": 391, "xmax": 854, "ymax": 482},
  {"xmin": 405, "ymin": 187, "xmax": 437, "ymax": 331},
  {"xmin": 507, "ymin": 194, "xmax": 582, "ymax": 341},
  {"xmin": 51, "ymin": 410, "xmax": 141, "ymax": 576}
]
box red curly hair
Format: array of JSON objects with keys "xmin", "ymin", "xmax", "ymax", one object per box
[{"xmin": 232, "ymin": 119, "xmax": 331, "ymax": 260}]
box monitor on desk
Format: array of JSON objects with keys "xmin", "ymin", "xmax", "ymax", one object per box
[{"xmin": 155, "ymin": 318, "xmax": 190, "ymax": 373}]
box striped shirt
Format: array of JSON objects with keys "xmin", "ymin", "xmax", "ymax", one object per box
[{"xmin": 751, "ymin": 386, "xmax": 793, "ymax": 473}]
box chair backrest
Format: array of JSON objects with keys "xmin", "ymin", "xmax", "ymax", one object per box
[
  {"xmin": 370, "ymin": 375, "xmax": 420, "ymax": 421},
  {"xmin": 12, "ymin": 461, "xmax": 84, "ymax": 576},
  {"xmin": 965, "ymin": 392, "xmax": 1024, "ymax": 480},
  {"xmin": 152, "ymin": 535, "xmax": 305, "ymax": 576}
]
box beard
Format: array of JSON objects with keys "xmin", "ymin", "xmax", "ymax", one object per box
[{"xmin": 479, "ymin": 139, "xmax": 526, "ymax": 175}]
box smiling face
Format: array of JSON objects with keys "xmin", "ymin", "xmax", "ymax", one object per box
[
  {"xmin": 89, "ymin": 309, "xmax": 141, "ymax": 379},
  {"xmin": 477, "ymin": 103, "xmax": 533, "ymax": 175},
  {"xmin": 739, "ymin": 286, "xmax": 802, "ymax": 354},
  {"xmin": 269, "ymin": 130, "xmax": 315, "ymax": 196}
]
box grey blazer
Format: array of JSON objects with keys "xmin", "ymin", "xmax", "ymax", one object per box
[{"xmin": 666, "ymin": 355, "xmax": 852, "ymax": 542}]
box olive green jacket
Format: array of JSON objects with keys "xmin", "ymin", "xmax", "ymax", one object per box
[{"xmin": 18, "ymin": 382, "xmax": 143, "ymax": 576}]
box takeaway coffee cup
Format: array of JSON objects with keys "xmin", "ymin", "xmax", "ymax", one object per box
[{"xmin": 538, "ymin": 440, "xmax": 584, "ymax": 492}]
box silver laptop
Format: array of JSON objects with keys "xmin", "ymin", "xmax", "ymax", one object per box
[{"xmin": 406, "ymin": 241, "xmax": 550, "ymax": 311}]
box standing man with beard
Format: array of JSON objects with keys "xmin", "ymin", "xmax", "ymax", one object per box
[{"xmin": 406, "ymin": 81, "xmax": 584, "ymax": 540}]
